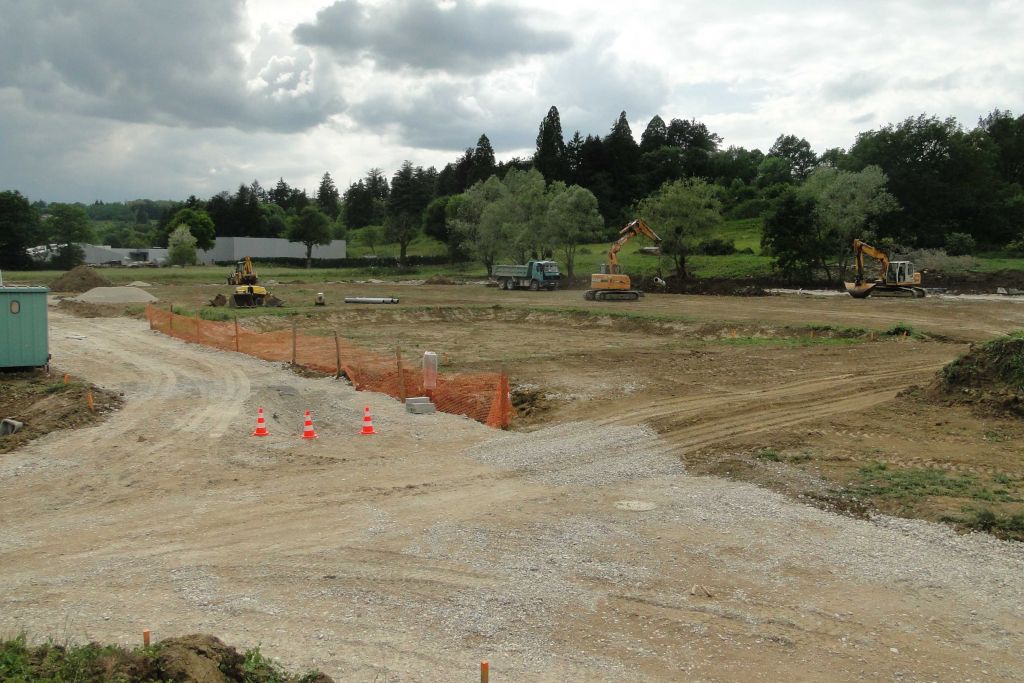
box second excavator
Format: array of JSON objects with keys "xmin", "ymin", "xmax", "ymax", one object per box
[
  {"xmin": 845, "ymin": 239, "xmax": 926, "ymax": 298},
  {"xmin": 225, "ymin": 256, "xmax": 283, "ymax": 308},
  {"xmin": 585, "ymin": 218, "xmax": 662, "ymax": 301}
]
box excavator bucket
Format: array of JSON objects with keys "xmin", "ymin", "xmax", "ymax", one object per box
[
  {"xmin": 844, "ymin": 281, "xmax": 876, "ymax": 298},
  {"xmin": 229, "ymin": 293, "xmax": 259, "ymax": 308}
]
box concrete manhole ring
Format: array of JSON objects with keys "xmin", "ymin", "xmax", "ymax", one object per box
[{"xmin": 614, "ymin": 500, "xmax": 657, "ymax": 512}]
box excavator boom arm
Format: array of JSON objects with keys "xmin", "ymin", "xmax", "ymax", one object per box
[
  {"xmin": 607, "ymin": 218, "xmax": 662, "ymax": 274},
  {"xmin": 852, "ymin": 239, "xmax": 889, "ymax": 284}
]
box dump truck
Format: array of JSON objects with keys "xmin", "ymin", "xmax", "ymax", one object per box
[{"xmin": 492, "ymin": 260, "xmax": 561, "ymax": 291}]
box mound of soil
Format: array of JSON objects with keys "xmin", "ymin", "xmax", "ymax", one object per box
[
  {"xmin": 0, "ymin": 369, "xmax": 121, "ymax": 453},
  {"xmin": 425, "ymin": 275, "xmax": 457, "ymax": 285},
  {"xmin": 512, "ymin": 385, "xmax": 552, "ymax": 419},
  {"xmin": 49, "ymin": 265, "xmax": 112, "ymax": 292},
  {"xmin": 928, "ymin": 333, "xmax": 1024, "ymax": 415}
]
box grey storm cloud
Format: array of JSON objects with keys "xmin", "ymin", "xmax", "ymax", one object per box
[
  {"xmin": 347, "ymin": 36, "xmax": 671, "ymax": 154},
  {"xmin": 0, "ymin": 1, "xmax": 342, "ymax": 132},
  {"xmin": 293, "ymin": 0, "xmax": 572, "ymax": 74},
  {"xmin": 348, "ymin": 79, "xmax": 526, "ymax": 151}
]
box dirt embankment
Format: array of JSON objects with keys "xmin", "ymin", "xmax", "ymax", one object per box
[{"xmin": 927, "ymin": 332, "xmax": 1024, "ymax": 415}]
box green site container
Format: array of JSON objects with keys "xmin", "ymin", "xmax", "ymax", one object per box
[{"xmin": 0, "ymin": 286, "xmax": 50, "ymax": 368}]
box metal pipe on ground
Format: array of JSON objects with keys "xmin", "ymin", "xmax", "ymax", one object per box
[{"xmin": 344, "ymin": 297, "xmax": 400, "ymax": 304}]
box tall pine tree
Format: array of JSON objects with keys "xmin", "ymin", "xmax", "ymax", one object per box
[
  {"xmin": 316, "ymin": 172, "xmax": 341, "ymax": 219},
  {"xmin": 469, "ymin": 134, "xmax": 497, "ymax": 185},
  {"xmin": 534, "ymin": 106, "xmax": 568, "ymax": 182}
]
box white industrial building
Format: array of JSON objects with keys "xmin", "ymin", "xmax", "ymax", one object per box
[
  {"xmin": 71, "ymin": 236, "xmax": 346, "ymax": 266},
  {"xmin": 196, "ymin": 236, "xmax": 346, "ymax": 264}
]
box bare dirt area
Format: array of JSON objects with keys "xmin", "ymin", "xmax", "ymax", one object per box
[{"xmin": 2, "ymin": 292, "xmax": 1024, "ymax": 681}]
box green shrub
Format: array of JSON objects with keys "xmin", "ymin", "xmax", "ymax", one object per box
[{"xmin": 945, "ymin": 232, "xmax": 976, "ymax": 256}]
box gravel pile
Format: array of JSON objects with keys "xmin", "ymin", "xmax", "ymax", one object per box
[
  {"xmin": 465, "ymin": 421, "xmax": 684, "ymax": 486},
  {"xmin": 73, "ymin": 286, "xmax": 158, "ymax": 303}
]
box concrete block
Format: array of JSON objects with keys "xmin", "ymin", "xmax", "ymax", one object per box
[{"xmin": 405, "ymin": 398, "xmax": 436, "ymax": 414}]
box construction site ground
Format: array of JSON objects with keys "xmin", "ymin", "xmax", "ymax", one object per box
[{"xmin": 2, "ymin": 284, "xmax": 1024, "ymax": 681}]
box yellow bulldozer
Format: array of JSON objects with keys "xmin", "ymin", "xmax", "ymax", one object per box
[{"xmin": 222, "ymin": 257, "xmax": 283, "ymax": 308}]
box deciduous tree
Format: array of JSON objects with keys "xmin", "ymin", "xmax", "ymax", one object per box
[
  {"xmin": 636, "ymin": 178, "xmax": 722, "ymax": 278},
  {"xmin": 545, "ymin": 183, "xmax": 603, "ymax": 280},
  {"xmin": 0, "ymin": 190, "xmax": 41, "ymax": 270},
  {"xmin": 769, "ymin": 134, "xmax": 817, "ymax": 180},
  {"xmin": 286, "ymin": 205, "xmax": 332, "ymax": 268},
  {"xmin": 167, "ymin": 208, "xmax": 216, "ymax": 250},
  {"xmin": 46, "ymin": 203, "xmax": 93, "ymax": 269},
  {"xmin": 167, "ymin": 225, "xmax": 198, "ymax": 266},
  {"xmin": 450, "ymin": 176, "xmax": 509, "ymax": 275}
]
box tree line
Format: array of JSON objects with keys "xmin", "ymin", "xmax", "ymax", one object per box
[{"xmin": 2, "ymin": 106, "xmax": 1022, "ymax": 281}]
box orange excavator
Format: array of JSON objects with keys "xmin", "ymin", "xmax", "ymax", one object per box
[
  {"xmin": 845, "ymin": 239, "xmax": 926, "ymax": 298},
  {"xmin": 584, "ymin": 218, "xmax": 662, "ymax": 301}
]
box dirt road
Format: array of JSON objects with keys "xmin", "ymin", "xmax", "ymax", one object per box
[{"xmin": 2, "ymin": 311, "xmax": 1023, "ymax": 681}]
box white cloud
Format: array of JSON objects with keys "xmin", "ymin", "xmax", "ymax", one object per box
[{"xmin": 1, "ymin": 0, "xmax": 1021, "ymax": 201}]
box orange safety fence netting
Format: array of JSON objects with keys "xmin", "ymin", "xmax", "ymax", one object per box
[{"xmin": 146, "ymin": 305, "xmax": 512, "ymax": 428}]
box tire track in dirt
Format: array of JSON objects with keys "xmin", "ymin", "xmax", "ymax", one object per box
[
  {"xmin": 55, "ymin": 314, "xmax": 251, "ymax": 449},
  {"xmin": 600, "ymin": 361, "xmax": 946, "ymax": 456},
  {"xmin": 602, "ymin": 362, "xmax": 944, "ymax": 428}
]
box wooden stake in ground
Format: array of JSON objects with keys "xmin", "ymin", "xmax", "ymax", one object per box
[
  {"xmin": 234, "ymin": 317, "xmax": 240, "ymax": 352},
  {"xmin": 291, "ymin": 319, "xmax": 297, "ymax": 366},
  {"xmin": 334, "ymin": 330, "xmax": 342, "ymax": 379},
  {"xmin": 396, "ymin": 345, "xmax": 406, "ymax": 402}
]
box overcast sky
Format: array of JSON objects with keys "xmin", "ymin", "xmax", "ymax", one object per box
[{"xmin": 1, "ymin": 0, "xmax": 1021, "ymax": 203}]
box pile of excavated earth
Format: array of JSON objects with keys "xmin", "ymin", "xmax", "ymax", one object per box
[
  {"xmin": 49, "ymin": 265, "xmax": 111, "ymax": 292},
  {"xmin": 929, "ymin": 332, "xmax": 1024, "ymax": 415}
]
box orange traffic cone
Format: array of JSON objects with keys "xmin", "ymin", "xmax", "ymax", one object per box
[
  {"xmin": 252, "ymin": 407, "xmax": 270, "ymax": 436},
  {"xmin": 360, "ymin": 406, "xmax": 376, "ymax": 435},
  {"xmin": 301, "ymin": 409, "xmax": 318, "ymax": 439}
]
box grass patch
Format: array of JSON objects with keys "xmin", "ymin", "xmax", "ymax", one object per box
[
  {"xmin": 882, "ymin": 322, "xmax": 920, "ymax": 338},
  {"xmin": 713, "ymin": 217, "xmax": 764, "ymax": 253},
  {"xmin": 849, "ymin": 462, "xmax": 1019, "ymax": 504},
  {"xmin": 0, "ymin": 635, "xmax": 326, "ymax": 683},
  {"xmin": 942, "ymin": 508, "xmax": 1024, "ymax": 541},
  {"xmin": 688, "ymin": 254, "xmax": 775, "ymax": 279},
  {"xmin": 0, "ymin": 634, "xmax": 158, "ymax": 683},
  {"xmin": 718, "ymin": 335, "xmax": 863, "ymax": 348},
  {"xmin": 755, "ymin": 448, "xmax": 782, "ymax": 462}
]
